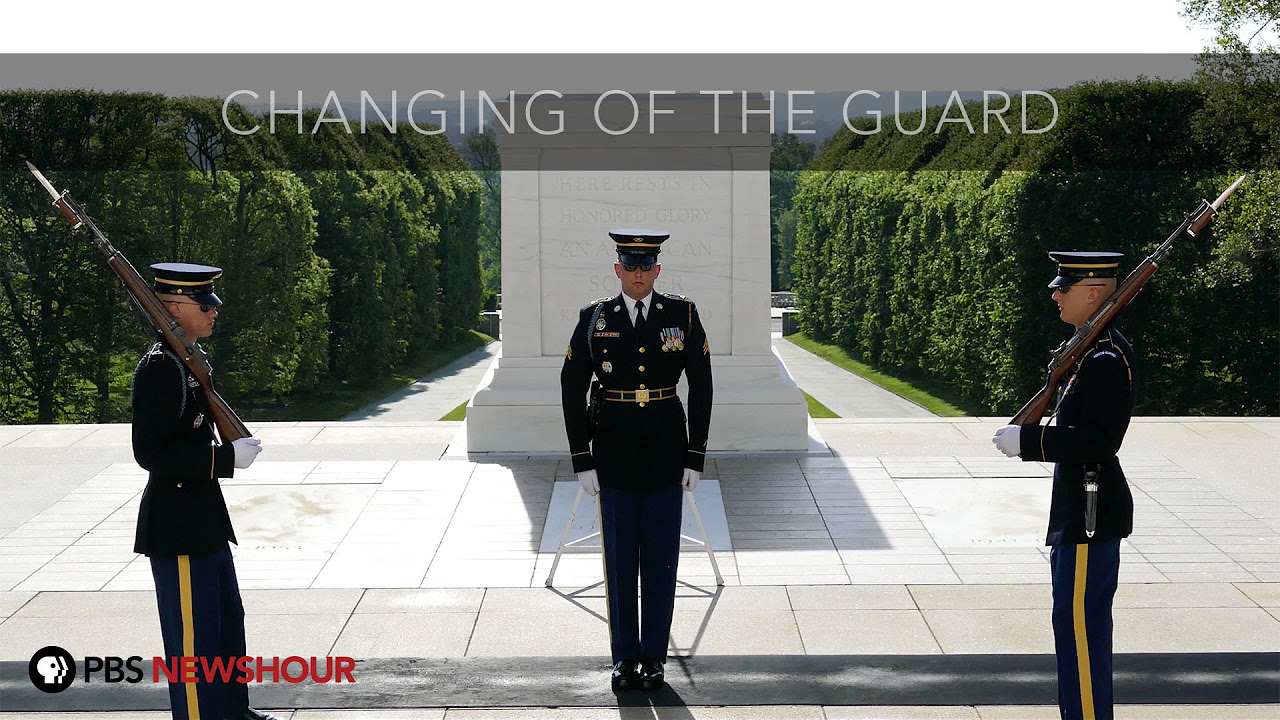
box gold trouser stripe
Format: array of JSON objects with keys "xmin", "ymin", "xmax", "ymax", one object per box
[
  {"xmin": 177, "ymin": 555, "xmax": 201, "ymax": 720},
  {"xmin": 596, "ymin": 496, "xmax": 614, "ymax": 650},
  {"xmin": 1039, "ymin": 425, "xmax": 1046, "ymax": 462},
  {"xmin": 1073, "ymin": 544, "xmax": 1096, "ymax": 720},
  {"xmin": 209, "ymin": 446, "xmax": 215, "ymax": 479}
]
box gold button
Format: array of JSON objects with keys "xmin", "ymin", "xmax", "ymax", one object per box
[
  {"xmin": 638, "ymin": 402, "xmax": 646, "ymax": 407},
  {"xmin": 639, "ymin": 347, "xmax": 646, "ymax": 353},
  {"xmin": 603, "ymin": 349, "xmax": 608, "ymax": 354},
  {"xmin": 176, "ymin": 483, "xmax": 183, "ymax": 488},
  {"xmin": 639, "ymin": 365, "xmax": 645, "ymax": 372},
  {"xmin": 639, "ymin": 384, "xmax": 646, "ymax": 389}
]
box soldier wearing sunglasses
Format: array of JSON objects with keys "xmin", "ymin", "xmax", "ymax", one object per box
[
  {"xmin": 560, "ymin": 229, "xmax": 713, "ymax": 692},
  {"xmin": 992, "ymin": 251, "xmax": 1137, "ymax": 720},
  {"xmin": 132, "ymin": 263, "xmax": 276, "ymax": 720}
]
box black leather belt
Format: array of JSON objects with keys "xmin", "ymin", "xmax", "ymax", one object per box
[{"xmin": 604, "ymin": 386, "xmax": 677, "ymax": 405}]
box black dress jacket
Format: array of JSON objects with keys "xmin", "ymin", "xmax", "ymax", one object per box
[
  {"xmin": 561, "ymin": 292, "xmax": 713, "ymax": 490},
  {"xmin": 1019, "ymin": 326, "xmax": 1137, "ymax": 545},
  {"xmin": 131, "ymin": 342, "xmax": 237, "ymax": 556}
]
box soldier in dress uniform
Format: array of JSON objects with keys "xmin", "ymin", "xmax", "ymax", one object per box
[
  {"xmin": 132, "ymin": 263, "xmax": 276, "ymax": 720},
  {"xmin": 560, "ymin": 229, "xmax": 713, "ymax": 691},
  {"xmin": 992, "ymin": 251, "xmax": 1137, "ymax": 720}
]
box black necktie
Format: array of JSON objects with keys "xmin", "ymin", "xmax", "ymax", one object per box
[{"xmin": 635, "ymin": 300, "xmax": 646, "ymax": 332}]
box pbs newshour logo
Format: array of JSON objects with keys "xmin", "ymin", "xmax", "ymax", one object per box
[{"xmin": 29, "ymin": 645, "xmax": 75, "ymax": 693}]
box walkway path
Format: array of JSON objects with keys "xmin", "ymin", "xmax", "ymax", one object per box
[
  {"xmin": 342, "ymin": 342, "xmax": 501, "ymax": 422},
  {"xmin": 772, "ymin": 335, "xmax": 935, "ymax": 418}
]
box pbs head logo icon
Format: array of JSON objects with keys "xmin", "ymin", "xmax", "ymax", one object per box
[{"xmin": 29, "ymin": 645, "xmax": 75, "ymax": 693}]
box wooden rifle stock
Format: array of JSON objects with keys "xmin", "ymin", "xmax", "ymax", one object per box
[
  {"xmin": 26, "ymin": 163, "xmax": 252, "ymax": 442},
  {"xmin": 1010, "ymin": 174, "xmax": 1248, "ymax": 425}
]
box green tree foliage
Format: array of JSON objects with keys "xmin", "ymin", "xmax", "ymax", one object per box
[
  {"xmin": 290, "ymin": 168, "xmax": 427, "ymax": 379},
  {"xmin": 770, "ymin": 133, "xmax": 816, "ymax": 290},
  {"xmin": 393, "ymin": 130, "xmax": 485, "ymax": 343},
  {"xmin": 172, "ymin": 170, "xmax": 331, "ymax": 399},
  {"xmin": 793, "ymin": 82, "xmax": 1276, "ymax": 416},
  {"xmin": 277, "ymin": 116, "xmax": 482, "ymax": 378},
  {"xmin": 1181, "ymin": 4, "xmax": 1279, "ymax": 397},
  {"xmin": 0, "ymin": 91, "xmax": 485, "ymax": 423},
  {"xmin": 1182, "ymin": 0, "xmax": 1279, "ymax": 47},
  {"xmin": 463, "ymin": 128, "xmax": 502, "ymax": 307},
  {"xmin": 0, "ymin": 91, "xmax": 184, "ymax": 422},
  {"xmin": 420, "ymin": 170, "xmax": 483, "ymax": 338}
]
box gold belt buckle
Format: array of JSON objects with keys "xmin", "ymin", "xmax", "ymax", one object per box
[{"xmin": 634, "ymin": 388, "xmax": 649, "ymax": 403}]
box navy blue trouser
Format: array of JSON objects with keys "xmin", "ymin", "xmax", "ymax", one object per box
[
  {"xmin": 150, "ymin": 545, "xmax": 250, "ymax": 720},
  {"xmin": 1050, "ymin": 539, "xmax": 1121, "ymax": 720},
  {"xmin": 598, "ymin": 483, "xmax": 683, "ymax": 664}
]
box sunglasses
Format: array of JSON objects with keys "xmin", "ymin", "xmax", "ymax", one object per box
[
  {"xmin": 1054, "ymin": 283, "xmax": 1108, "ymax": 293},
  {"xmin": 162, "ymin": 300, "xmax": 217, "ymax": 313},
  {"xmin": 620, "ymin": 262, "xmax": 656, "ymax": 273}
]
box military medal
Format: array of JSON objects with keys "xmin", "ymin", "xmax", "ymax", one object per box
[
  {"xmin": 660, "ymin": 327, "xmax": 685, "ymax": 352},
  {"xmin": 192, "ymin": 412, "xmax": 204, "ymax": 429},
  {"xmin": 601, "ymin": 361, "xmax": 613, "ymax": 373}
]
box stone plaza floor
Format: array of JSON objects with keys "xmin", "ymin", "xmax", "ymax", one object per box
[{"xmin": 0, "ymin": 415, "xmax": 1276, "ymax": 717}]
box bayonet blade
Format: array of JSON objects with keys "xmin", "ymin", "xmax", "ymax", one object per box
[
  {"xmin": 25, "ymin": 161, "xmax": 62, "ymax": 202},
  {"xmin": 1211, "ymin": 174, "xmax": 1248, "ymax": 211}
]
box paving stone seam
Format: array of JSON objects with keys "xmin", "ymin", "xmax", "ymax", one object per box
[
  {"xmin": 460, "ymin": 588, "xmax": 488, "ymax": 656},
  {"xmin": 307, "ymin": 477, "xmax": 388, "ymax": 589},
  {"xmin": 323, "ymin": 588, "xmax": 370, "ymax": 658},
  {"xmin": 8, "ymin": 480, "xmax": 143, "ymax": 592},
  {"xmin": 798, "ymin": 462, "xmax": 843, "ymax": 583},
  {"xmin": 414, "ymin": 462, "xmax": 479, "ymax": 588}
]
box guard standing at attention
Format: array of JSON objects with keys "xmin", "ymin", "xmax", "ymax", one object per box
[
  {"xmin": 132, "ymin": 263, "xmax": 276, "ymax": 720},
  {"xmin": 560, "ymin": 229, "xmax": 713, "ymax": 691},
  {"xmin": 993, "ymin": 251, "xmax": 1137, "ymax": 720}
]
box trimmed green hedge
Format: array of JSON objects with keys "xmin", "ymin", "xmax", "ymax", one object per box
[
  {"xmin": 0, "ymin": 90, "xmax": 484, "ymax": 422},
  {"xmin": 793, "ymin": 82, "xmax": 1276, "ymax": 416}
]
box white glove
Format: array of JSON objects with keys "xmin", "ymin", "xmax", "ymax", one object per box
[
  {"xmin": 576, "ymin": 469, "xmax": 600, "ymax": 496},
  {"xmin": 992, "ymin": 426, "xmax": 1021, "ymax": 458},
  {"xmin": 681, "ymin": 468, "xmax": 701, "ymax": 492},
  {"xmin": 232, "ymin": 437, "xmax": 263, "ymax": 469}
]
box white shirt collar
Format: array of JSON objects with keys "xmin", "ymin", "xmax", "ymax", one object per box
[{"xmin": 625, "ymin": 290, "xmax": 654, "ymax": 327}]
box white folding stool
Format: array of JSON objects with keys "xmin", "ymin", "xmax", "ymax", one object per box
[{"xmin": 544, "ymin": 485, "xmax": 724, "ymax": 587}]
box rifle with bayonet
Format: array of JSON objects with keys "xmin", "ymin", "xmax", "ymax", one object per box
[
  {"xmin": 1010, "ymin": 174, "xmax": 1249, "ymax": 426},
  {"xmin": 25, "ymin": 162, "xmax": 252, "ymax": 442}
]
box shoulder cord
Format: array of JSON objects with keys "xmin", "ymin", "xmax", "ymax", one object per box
[
  {"xmin": 164, "ymin": 349, "xmax": 189, "ymax": 419},
  {"xmin": 131, "ymin": 345, "xmax": 189, "ymax": 419},
  {"xmin": 587, "ymin": 302, "xmax": 605, "ymax": 366}
]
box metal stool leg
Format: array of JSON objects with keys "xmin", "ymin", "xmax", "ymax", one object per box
[
  {"xmin": 545, "ymin": 485, "xmax": 586, "ymax": 587},
  {"xmin": 683, "ymin": 489, "xmax": 725, "ymax": 586},
  {"xmin": 547, "ymin": 484, "xmax": 724, "ymax": 588}
]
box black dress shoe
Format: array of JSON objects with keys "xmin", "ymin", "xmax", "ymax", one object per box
[
  {"xmin": 610, "ymin": 660, "xmax": 639, "ymax": 690},
  {"xmin": 639, "ymin": 659, "xmax": 664, "ymax": 690},
  {"xmin": 225, "ymin": 708, "xmax": 280, "ymax": 720}
]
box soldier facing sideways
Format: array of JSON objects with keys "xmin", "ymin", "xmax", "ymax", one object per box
[
  {"xmin": 992, "ymin": 251, "xmax": 1137, "ymax": 720},
  {"xmin": 560, "ymin": 229, "xmax": 713, "ymax": 691},
  {"xmin": 131, "ymin": 263, "xmax": 276, "ymax": 720}
]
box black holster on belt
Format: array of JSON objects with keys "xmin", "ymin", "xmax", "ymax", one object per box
[{"xmin": 587, "ymin": 380, "xmax": 604, "ymax": 440}]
